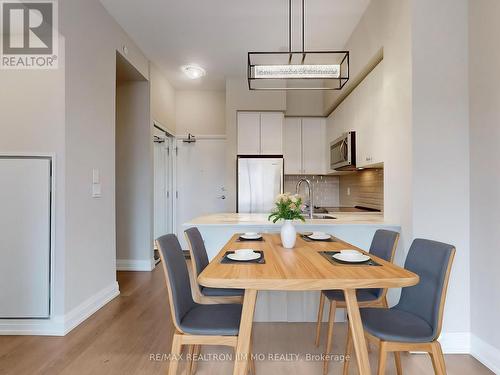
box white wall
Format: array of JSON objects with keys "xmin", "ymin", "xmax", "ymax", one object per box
[
  {"xmin": 151, "ymin": 63, "xmax": 176, "ymax": 133},
  {"xmin": 176, "ymin": 90, "xmax": 226, "ymax": 136},
  {"xmin": 0, "ymin": 41, "xmax": 66, "ymax": 318},
  {"xmin": 116, "ymin": 80, "xmax": 153, "ymax": 270},
  {"xmin": 325, "ymin": 0, "xmax": 471, "ymax": 351},
  {"xmin": 469, "ymin": 0, "xmax": 500, "ymax": 369},
  {"xmin": 325, "ymin": 0, "xmax": 413, "ymax": 270},
  {"xmin": 411, "ymin": 0, "xmax": 471, "ymax": 342},
  {"xmin": 286, "ymin": 90, "xmax": 325, "ymax": 117},
  {"xmin": 225, "ymin": 78, "xmax": 287, "ymax": 211},
  {"xmin": 60, "ymin": 0, "xmax": 151, "ymax": 314}
]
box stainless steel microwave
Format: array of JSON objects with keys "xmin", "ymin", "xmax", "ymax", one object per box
[{"xmin": 330, "ymin": 131, "xmax": 356, "ymax": 171}]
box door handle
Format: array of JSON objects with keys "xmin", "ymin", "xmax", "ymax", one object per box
[{"xmin": 218, "ymin": 195, "xmax": 226, "ymax": 200}]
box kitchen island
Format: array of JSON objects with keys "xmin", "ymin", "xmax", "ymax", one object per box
[{"xmin": 183, "ymin": 213, "xmax": 401, "ymax": 323}]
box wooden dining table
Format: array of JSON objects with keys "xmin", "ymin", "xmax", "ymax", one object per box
[{"xmin": 198, "ymin": 233, "xmax": 419, "ymax": 375}]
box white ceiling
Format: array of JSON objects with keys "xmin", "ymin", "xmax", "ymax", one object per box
[{"xmin": 101, "ymin": 0, "xmax": 371, "ymax": 90}]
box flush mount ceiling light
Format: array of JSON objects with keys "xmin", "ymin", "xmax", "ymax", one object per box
[
  {"xmin": 181, "ymin": 64, "xmax": 206, "ymax": 79},
  {"xmin": 248, "ymin": 0, "xmax": 349, "ymax": 90}
]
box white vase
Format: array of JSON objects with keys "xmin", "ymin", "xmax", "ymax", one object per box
[{"xmin": 281, "ymin": 220, "xmax": 297, "ymax": 249}]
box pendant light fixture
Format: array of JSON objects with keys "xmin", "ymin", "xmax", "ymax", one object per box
[{"xmin": 248, "ymin": 0, "xmax": 349, "ymax": 90}]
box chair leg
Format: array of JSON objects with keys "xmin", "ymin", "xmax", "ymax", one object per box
[
  {"xmin": 315, "ymin": 292, "xmax": 326, "ymax": 347},
  {"xmin": 323, "ymin": 300, "xmax": 337, "ymax": 375},
  {"xmin": 343, "ymin": 325, "xmax": 353, "ymax": 375},
  {"xmin": 169, "ymin": 333, "xmax": 183, "ymax": 375},
  {"xmin": 394, "ymin": 352, "xmax": 403, "ymax": 375},
  {"xmin": 430, "ymin": 342, "xmax": 446, "ymax": 375},
  {"xmin": 377, "ymin": 341, "xmax": 388, "ymax": 375}
]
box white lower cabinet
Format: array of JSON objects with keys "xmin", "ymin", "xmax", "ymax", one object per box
[{"xmin": 283, "ymin": 117, "xmax": 326, "ymax": 174}]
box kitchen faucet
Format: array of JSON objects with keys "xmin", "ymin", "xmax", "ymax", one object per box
[{"xmin": 295, "ymin": 178, "xmax": 314, "ymax": 219}]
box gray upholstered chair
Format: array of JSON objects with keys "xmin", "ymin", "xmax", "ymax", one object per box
[
  {"xmin": 315, "ymin": 229, "xmax": 400, "ymax": 375},
  {"xmin": 185, "ymin": 227, "xmax": 244, "ymax": 303},
  {"xmin": 156, "ymin": 234, "xmax": 254, "ymax": 375},
  {"xmin": 343, "ymin": 238, "xmax": 456, "ymax": 375}
]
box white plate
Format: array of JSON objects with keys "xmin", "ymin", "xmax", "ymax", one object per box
[
  {"xmin": 332, "ymin": 253, "xmax": 371, "ymax": 263},
  {"xmin": 227, "ymin": 252, "xmax": 261, "ymax": 261},
  {"xmin": 240, "ymin": 233, "xmax": 262, "ymax": 240},
  {"xmin": 307, "ymin": 232, "xmax": 331, "ymax": 240}
]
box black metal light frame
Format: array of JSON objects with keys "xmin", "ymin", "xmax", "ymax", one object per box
[{"xmin": 247, "ymin": 0, "xmax": 350, "ymax": 91}]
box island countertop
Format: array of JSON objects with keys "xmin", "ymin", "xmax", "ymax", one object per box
[{"xmin": 185, "ymin": 212, "xmax": 392, "ymax": 226}]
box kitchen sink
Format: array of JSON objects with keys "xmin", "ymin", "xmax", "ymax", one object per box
[{"xmin": 302, "ymin": 213, "xmax": 337, "ymax": 220}]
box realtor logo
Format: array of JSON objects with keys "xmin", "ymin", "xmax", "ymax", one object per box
[{"xmin": 1, "ymin": 0, "xmax": 58, "ymax": 69}]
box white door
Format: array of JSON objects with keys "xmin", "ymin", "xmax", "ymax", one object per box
[
  {"xmin": 260, "ymin": 112, "xmax": 283, "ymax": 155},
  {"xmin": 237, "ymin": 112, "xmax": 261, "ymax": 155},
  {"xmin": 283, "ymin": 117, "xmax": 302, "ymax": 174},
  {"xmin": 302, "ymin": 118, "xmax": 326, "ymax": 174},
  {"xmin": 0, "ymin": 157, "xmax": 51, "ymax": 318},
  {"xmin": 176, "ymin": 138, "xmax": 227, "ymax": 249}
]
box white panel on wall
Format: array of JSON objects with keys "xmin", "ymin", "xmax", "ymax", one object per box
[{"xmin": 0, "ymin": 156, "xmax": 51, "ymax": 318}]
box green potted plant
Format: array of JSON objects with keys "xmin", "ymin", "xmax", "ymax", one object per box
[{"xmin": 268, "ymin": 193, "xmax": 305, "ymax": 249}]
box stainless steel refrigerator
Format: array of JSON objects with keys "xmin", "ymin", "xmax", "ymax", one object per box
[{"xmin": 237, "ymin": 156, "xmax": 284, "ymax": 213}]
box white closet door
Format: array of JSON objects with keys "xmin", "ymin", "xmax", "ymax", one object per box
[
  {"xmin": 283, "ymin": 117, "xmax": 302, "ymax": 174},
  {"xmin": 260, "ymin": 112, "xmax": 283, "ymax": 155},
  {"xmin": 0, "ymin": 157, "xmax": 51, "ymax": 318}
]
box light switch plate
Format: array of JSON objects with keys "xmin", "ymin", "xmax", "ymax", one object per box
[
  {"xmin": 92, "ymin": 183, "xmax": 102, "ymax": 198},
  {"xmin": 92, "ymin": 168, "xmax": 100, "ymax": 184}
]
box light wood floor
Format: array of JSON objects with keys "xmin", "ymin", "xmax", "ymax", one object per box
[{"xmin": 0, "ymin": 268, "xmax": 492, "ymax": 375}]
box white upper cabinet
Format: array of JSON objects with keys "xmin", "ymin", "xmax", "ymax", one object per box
[
  {"xmin": 283, "ymin": 118, "xmax": 302, "ymax": 174},
  {"xmin": 302, "ymin": 118, "xmax": 326, "ymax": 174},
  {"xmin": 260, "ymin": 112, "xmax": 283, "ymax": 154},
  {"xmin": 237, "ymin": 112, "xmax": 283, "ymax": 155},
  {"xmin": 283, "ymin": 117, "xmax": 326, "ymax": 175},
  {"xmin": 237, "ymin": 112, "xmax": 261, "ymax": 155}
]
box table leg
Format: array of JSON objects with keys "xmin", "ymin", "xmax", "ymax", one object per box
[
  {"xmin": 233, "ymin": 289, "xmax": 258, "ymax": 375},
  {"xmin": 343, "ymin": 289, "xmax": 371, "ymax": 375}
]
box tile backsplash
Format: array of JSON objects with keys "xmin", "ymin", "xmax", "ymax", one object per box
[{"xmin": 284, "ymin": 175, "xmax": 340, "ymax": 207}]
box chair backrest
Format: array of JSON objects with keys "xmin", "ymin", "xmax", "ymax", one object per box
[
  {"xmin": 184, "ymin": 227, "xmax": 210, "ymax": 278},
  {"xmin": 156, "ymin": 234, "xmax": 196, "ymax": 332},
  {"xmin": 368, "ymin": 229, "xmax": 400, "ymax": 298},
  {"xmin": 369, "ymin": 229, "xmax": 399, "ymax": 262},
  {"xmin": 396, "ymin": 239, "xmax": 455, "ymax": 340}
]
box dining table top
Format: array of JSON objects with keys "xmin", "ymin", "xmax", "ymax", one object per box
[{"xmin": 198, "ymin": 233, "xmax": 419, "ymax": 291}]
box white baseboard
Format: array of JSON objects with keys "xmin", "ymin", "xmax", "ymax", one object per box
[
  {"xmin": 438, "ymin": 332, "xmax": 471, "ymax": 354},
  {"xmin": 471, "ymin": 334, "xmax": 500, "ymax": 374},
  {"xmin": 59, "ymin": 281, "xmax": 120, "ymax": 335},
  {"xmin": 116, "ymin": 258, "xmax": 154, "ymax": 271},
  {"xmin": 0, "ymin": 281, "xmax": 120, "ymax": 336}
]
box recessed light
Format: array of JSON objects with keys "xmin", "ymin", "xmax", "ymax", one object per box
[
  {"xmin": 181, "ymin": 64, "xmax": 206, "ymax": 80},
  {"xmin": 357, "ymin": 167, "xmax": 365, "ymax": 170}
]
